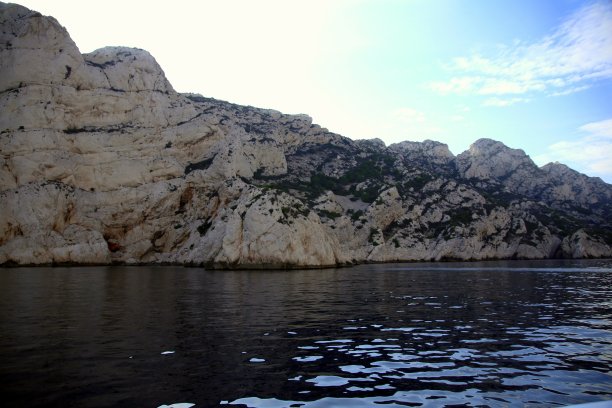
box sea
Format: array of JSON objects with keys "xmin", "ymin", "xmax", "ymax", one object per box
[{"xmin": 0, "ymin": 259, "xmax": 611, "ymax": 407}]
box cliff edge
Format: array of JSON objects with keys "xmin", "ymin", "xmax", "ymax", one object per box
[{"xmin": 1, "ymin": 3, "xmax": 611, "ymax": 267}]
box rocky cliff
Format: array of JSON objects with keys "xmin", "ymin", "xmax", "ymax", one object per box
[{"xmin": 1, "ymin": 2, "xmax": 611, "ymax": 267}]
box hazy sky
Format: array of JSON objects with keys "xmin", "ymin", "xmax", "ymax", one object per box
[{"xmin": 18, "ymin": 0, "xmax": 612, "ymax": 182}]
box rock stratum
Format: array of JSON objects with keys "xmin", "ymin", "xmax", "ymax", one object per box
[{"xmin": 1, "ymin": 3, "xmax": 611, "ymax": 268}]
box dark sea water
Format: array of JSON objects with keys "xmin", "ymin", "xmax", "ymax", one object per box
[{"xmin": 0, "ymin": 260, "xmax": 611, "ymax": 408}]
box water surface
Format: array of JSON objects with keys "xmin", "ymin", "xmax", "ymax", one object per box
[{"xmin": 0, "ymin": 260, "xmax": 611, "ymax": 407}]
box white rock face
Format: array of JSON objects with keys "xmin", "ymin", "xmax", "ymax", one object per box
[
  {"xmin": 456, "ymin": 139, "xmax": 533, "ymax": 180},
  {"xmin": 389, "ymin": 139, "xmax": 454, "ymax": 166},
  {"xmin": 178, "ymin": 179, "xmax": 341, "ymax": 268},
  {"xmin": 560, "ymin": 230, "xmax": 611, "ymax": 259},
  {"xmin": 1, "ymin": 3, "xmax": 610, "ymax": 267},
  {"xmin": 457, "ymin": 139, "xmax": 612, "ymax": 209},
  {"xmin": 0, "ymin": 2, "xmax": 349, "ymax": 267},
  {"xmin": 0, "ymin": 183, "xmax": 110, "ymax": 264}
]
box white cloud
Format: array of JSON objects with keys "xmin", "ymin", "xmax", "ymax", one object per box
[
  {"xmin": 549, "ymin": 85, "xmax": 591, "ymax": 97},
  {"xmin": 579, "ymin": 118, "xmax": 612, "ymax": 138},
  {"xmin": 429, "ymin": 76, "xmax": 484, "ymax": 94},
  {"xmin": 431, "ymin": 76, "xmax": 546, "ymax": 96},
  {"xmin": 483, "ymin": 97, "xmax": 529, "ymax": 107},
  {"xmin": 477, "ymin": 78, "xmax": 544, "ymax": 95},
  {"xmin": 430, "ymin": 2, "xmax": 612, "ymax": 101},
  {"xmin": 534, "ymin": 118, "xmax": 612, "ymax": 182}
]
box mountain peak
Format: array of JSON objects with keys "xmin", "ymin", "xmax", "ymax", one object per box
[
  {"xmin": 456, "ymin": 138, "xmax": 534, "ymax": 180},
  {"xmin": 83, "ymin": 46, "xmax": 174, "ymax": 93},
  {"xmin": 0, "ymin": 2, "xmax": 82, "ymax": 91}
]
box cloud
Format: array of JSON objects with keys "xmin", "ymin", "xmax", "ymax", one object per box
[
  {"xmin": 534, "ymin": 118, "xmax": 612, "ymax": 182},
  {"xmin": 429, "ymin": 2, "xmax": 612, "ymax": 102},
  {"xmin": 548, "ymin": 85, "xmax": 591, "ymax": 97},
  {"xmin": 429, "ymin": 77, "xmax": 484, "ymax": 94},
  {"xmin": 579, "ymin": 118, "xmax": 612, "ymax": 138},
  {"xmin": 431, "ymin": 77, "xmax": 545, "ymax": 96},
  {"xmin": 483, "ymin": 97, "xmax": 529, "ymax": 107}
]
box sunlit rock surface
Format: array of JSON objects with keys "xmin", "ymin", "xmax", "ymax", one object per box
[{"xmin": 1, "ymin": 2, "xmax": 611, "ymax": 267}]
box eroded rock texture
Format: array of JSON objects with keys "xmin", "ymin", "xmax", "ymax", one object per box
[{"xmin": 1, "ymin": 3, "xmax": 611, "ymax": 267}]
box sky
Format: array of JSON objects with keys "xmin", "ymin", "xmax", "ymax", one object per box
[{"xmin": 17, "ymin": 0, "xmax": 612, "ymax": 183}]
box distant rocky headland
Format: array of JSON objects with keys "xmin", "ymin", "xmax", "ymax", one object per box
[{"xmin": 1, "ymin": 2, "xmax": 611, "ymax": 268}]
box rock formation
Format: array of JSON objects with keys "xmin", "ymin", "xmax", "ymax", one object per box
[{"xmin": 1, "ymin": 2, "xmax": 611, "ymax": 267}]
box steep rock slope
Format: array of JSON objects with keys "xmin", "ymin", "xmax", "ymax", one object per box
[{"xmin": 1, "ymin": 3, "xmax": 611, "ymax": 267}]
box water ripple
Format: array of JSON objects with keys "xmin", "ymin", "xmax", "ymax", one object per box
[{"xmin": 1, "ymin": 260, "xmax": 611, "ymax": 407}]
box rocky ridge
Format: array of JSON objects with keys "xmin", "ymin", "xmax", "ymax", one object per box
[{"xmin": 1, "ymin": 2, "xmax": 611, "ymax": 267}]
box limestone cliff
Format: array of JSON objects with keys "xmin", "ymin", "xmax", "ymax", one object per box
[{"xmin": 1, "ymin": 3, "xmax": 611, "ymax": 267}]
